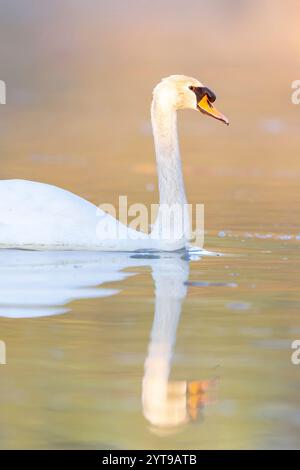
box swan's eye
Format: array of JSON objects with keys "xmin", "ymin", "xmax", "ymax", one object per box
[{"xmin": 189, "ymin": 86, "xmax": 216, "ymax": 103}]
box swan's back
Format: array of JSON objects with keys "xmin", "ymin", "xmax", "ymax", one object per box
[
  {"xmin": 0, "ymin": 179, "xmax": 150, "ymax": 250},
  {"xmin": 0, "ymin": 179, "xmax": 109, "ymax": 249}
]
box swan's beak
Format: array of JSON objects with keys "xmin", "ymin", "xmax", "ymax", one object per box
[{"xmin": 198, "ymin": 95, "xmax": 229, "ymax": 125}]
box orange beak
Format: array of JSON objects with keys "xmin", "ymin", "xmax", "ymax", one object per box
[{"xmin": 198, "ymin": 94, "xmax": 229, "ymax": 125}]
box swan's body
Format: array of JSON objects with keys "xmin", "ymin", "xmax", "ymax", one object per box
[
  {"xmin": 0, "ymin": 75, "xmax": 228, "ymax": 251},
  {"xmin": 0, "ymin": 179, "xmax": 149, "ymax": 251}
]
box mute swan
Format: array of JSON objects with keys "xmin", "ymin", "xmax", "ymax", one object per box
[{"xmin": 0, "ymin": 75, "xmax": 228, "ymax": 251}]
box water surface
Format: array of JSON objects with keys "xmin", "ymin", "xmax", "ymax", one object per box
[{"xmin": 0, "ymin": 235, "xmax": 299, "ymax": 449}]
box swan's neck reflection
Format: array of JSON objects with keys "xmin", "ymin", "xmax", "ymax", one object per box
[
  {"xmin": 143, "ymin": 259, "xmax": 188, "ymax": 427},
  {"xmin": 143, "ymin": 256, "xmax": 216, "ymax": 430}
]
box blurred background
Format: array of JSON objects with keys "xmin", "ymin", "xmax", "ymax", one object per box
[{"xmin": 0, "ymin": 0, "xmax": 300, "ymax": 450}]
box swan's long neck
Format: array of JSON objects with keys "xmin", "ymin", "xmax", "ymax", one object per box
[
  {"xmin": 151, "ymin": 97, "xmax": 187, "ymax": 207},
  {"xmin": 150, "ymin": 92, "xmax": 190, "ymax": 246}
]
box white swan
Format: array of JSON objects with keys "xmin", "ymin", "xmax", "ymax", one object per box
[{"xmin": 0, "ymin": 75, "xmax": 228, "ymax": 251}]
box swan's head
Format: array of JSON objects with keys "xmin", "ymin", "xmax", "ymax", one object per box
[{"xmin": 153, "ymin": 75, "xmax": 229, "ymax": 125}]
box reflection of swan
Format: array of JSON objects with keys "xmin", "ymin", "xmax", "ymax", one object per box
[
  {"xmin": 143, "ymin": 254, "xmax": 217, "ymax": 429},
  {"xmin": 0, "ymin": 75, "xmax": 228, "ymax": 251},
  {"xmin": 0, "ymin": 250, "xmax": 146, "ymax": 318},
  {"xmin": 0, "ymin": 249, "xmax": 217, "ymax": 428}
]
